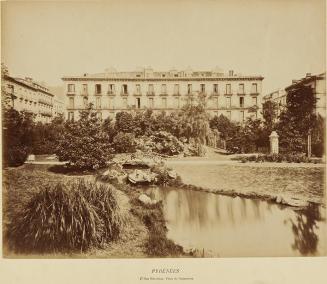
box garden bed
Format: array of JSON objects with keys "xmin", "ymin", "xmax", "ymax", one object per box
[{"xmin": 2, "ymin": 164, "xmax": 184, "ymax": 258}]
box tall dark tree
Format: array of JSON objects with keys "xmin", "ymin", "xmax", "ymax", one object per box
[
  {"xmin": 277, "ymin": 85, "xmax": 317, "ymax": 153},
  {"xmin": 2, "ymin": 109, "xmax": 35, "ymax": 166}
]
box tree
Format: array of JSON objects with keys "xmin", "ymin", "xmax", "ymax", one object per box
[
  {"xmin": 277, "ymin": 85, "xmax": 317, "ymax": 153},
  {"xmin": 243, "ymin": 117, "xmax": 264, "ymax": 152},
  {"xmin": 32, "ymin": 115, "xmax": 65, "ymax": 154},
  {"xmin": 2, "ymin": 109, "xmax": 35, "ymax": 166},
  {"xmin": 102, "ymin": 116, "xmax": 116, "ymax": 143},
  {"xmin": 115, "ymin": 111, "xmax": 134, "ymax": 133},
  {"xmin": 311, "ymin": 114, "xmax": 325, "ymax": 157},
  {"xmin": 181, "ymin": 95, "xmax": 210, "ymax": 144},
  {"xmin": 112, "ymin": 132, "xmax": 136, "ymax": 153},
  {"xmin": 56, "ymin": 107, "xmax": 112, "ymax": 170},
  {"xmin": 210, "ymin": 114, "xmax": 237, "ymax": 141},
  {"xmin": 261, "ymin": 101, "xmax": 278, "ymax": 148}
]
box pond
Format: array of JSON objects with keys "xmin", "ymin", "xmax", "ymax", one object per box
[{"xmin": 145, "ymin": 187, "xmax": 326, "ymax": 257}]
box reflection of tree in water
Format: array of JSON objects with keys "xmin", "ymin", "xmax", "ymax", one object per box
[{"xmin": 290, "ymin": 203, "xmax": 323, "ymax": 256}]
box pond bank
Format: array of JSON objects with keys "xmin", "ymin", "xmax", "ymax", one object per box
[{"xmin": 165, "ymin": 159, "xmax": 325, "ymax": 207}]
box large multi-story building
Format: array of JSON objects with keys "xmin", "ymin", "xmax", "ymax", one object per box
[
  {"xmin": 263, "ymin": 72, "xmax": 326, "ymax": 118},
  {"xmin": 62, "ymin": 67, "xmax": 264, "ymax": 122},
  {"xmin": 2, "ymin": 65, "xmax": 56, "ymax": 123}
]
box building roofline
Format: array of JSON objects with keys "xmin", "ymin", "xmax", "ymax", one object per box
[
  {"xmin": 285, "ymin": 72, "xmax": 326, "ymax": 91},
  {"xmin": 62, "ymin": 76, "xmax": 264, "ymax": 82},
  {"xmin": 3, "ymin": 75, "xmax": 54, "ymax": 96}
]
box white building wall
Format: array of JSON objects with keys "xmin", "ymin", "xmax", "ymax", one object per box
[{"xmin": 63, "ymin": 73, "xmax": 264, "ymax": 122}]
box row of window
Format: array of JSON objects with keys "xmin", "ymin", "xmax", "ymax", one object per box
[
  {"xmin": 67, "ymin": 83, "xmax": 259, "ymax": 95},
  {"xmin": 67, "ymin": 110, "xmax": 256, "ymax": 122},
  {"xmin": 68, "ymin": 96, "xmax": 257, "ymax": 109},
  {"xmin": 8, "ymin": 84, "xmax": 52, "ymax": 98}
]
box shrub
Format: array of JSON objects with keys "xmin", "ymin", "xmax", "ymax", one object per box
[
  {"xmin": 7, "ymin": 179, "xmax": 124, "ymax": 253},
  {"xmin": 234, "ymin": 153, "xmax": 319, "ymax": 163},
  {"xmin": 151, "ymin": 131, "xmax": 184, "ymax": 156},
  {"xmin": 2, "ymin": 109, "xmax": 34, "ymax": 167},
  {"xmin": 32, "ymin": 117, "xmax": 65, "ymax": 155},
  {"xmin": 56, "ymin": 108, "xmax": 112, "ymax": 170},
  {"xmin": 115, "ymin": 111, "xmax": 134, "ymax": 133},
  {"xmin": 4, "ymin": 145, "xmax": 29, "ymax": 167},
  {"xmin": 112, "ymin": 132, "xmax": 136, "ymax": 153},
  {"xmin": 151, "ymin": 165, "xmax": 182, "ymax": 187}
]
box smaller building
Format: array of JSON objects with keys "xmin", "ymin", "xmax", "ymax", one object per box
[
  {"xmin": 285, "ymin": 72, "xmax": 326, "ymax": 118},
  {"xmin": 263, "ymin": 72, "xmax": 326, "ymax": 118},
  {"xmin": 263, "ymin": 88, "xmax": 287, "ymax": 116},
  {"xmin": 53, "ymin": 98, "xmax": 64, "ymax": 117},
  {"xmin": 2, "ymin": 65, "xmax": 55, "ymax": 123}
]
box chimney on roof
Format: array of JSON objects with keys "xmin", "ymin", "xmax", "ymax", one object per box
[
  {"xmin": 228, "ymin": 70, "xmax": 234, "ymax": 76},
  {"xmin": 25, "ymin": 77, "xmax": 33, "ymax": 82},
  {"xmin": 306, "ymin": 73, "xmax": 311, "ymax": 77},
  {"xmin": 292, "ymin": 80, "xmax": 298, "ymax": 84}
]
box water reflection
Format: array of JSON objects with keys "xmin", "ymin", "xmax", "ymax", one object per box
[
  {"xmin": 289, "ymin": 204, "xmax": 324, "ymax": 255},
  {"xmin": 147, "ymin": 187, "xmax": 326, "ymax": 257}
]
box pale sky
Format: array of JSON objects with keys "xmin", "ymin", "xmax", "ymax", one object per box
[{"xmin": 1, "ymin": 0, "xmax": 326, "ymax": 94}]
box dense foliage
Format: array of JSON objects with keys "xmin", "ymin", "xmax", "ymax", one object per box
[
  {"xmin": 56, "ymin": 108, "xmax": 112, "ymax": 170},
  {"xmin": 277, "ymin": 85, "xmax": 323, "ymax": 156},
  {"xmin": 31, "ymin": 116, "xmax": 65, "ymax": 154},
  {"xmin": 112, "ymin": 132, "xmax": 136, "ymax": 153},
  {"xmin": 7, "ymin": 179, "xmax": 124, "ymax": 252},
  {"xmin": 2, "ymin": 108, "xmax": 34, "ymax": 166}
]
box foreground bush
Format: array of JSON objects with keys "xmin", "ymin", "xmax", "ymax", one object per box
[{"xmin": 7, "ymin": 179, "xmax": 124, "ymax": 253}]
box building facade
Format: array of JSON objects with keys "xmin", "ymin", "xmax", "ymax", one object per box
[
  {"xmin": 53, "ymin": 98, "xmax": 65, "ymax": 117},
  {"xmin": 62, "ymin": 68, "xmax": 264, "ymax": 122},
  {"xmin": 2, "ymin": 66, "xmax": 55, "ymax": 123},
  {"xmin": 263, "ymin": 72, "xmax": 326, "ymax": 118},
  {"xmin": 263, "ymin": 89, "xmax": 287, "ymax": 116}
]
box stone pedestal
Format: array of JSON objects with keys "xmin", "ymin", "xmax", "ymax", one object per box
[{"xmin": 269, "ymin": 131, "xmax": 279, "ymax": 154}]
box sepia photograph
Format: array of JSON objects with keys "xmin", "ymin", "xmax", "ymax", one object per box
[{"xmin": 0, "ymin": 0, "xmax": 326, "ymax": 282}]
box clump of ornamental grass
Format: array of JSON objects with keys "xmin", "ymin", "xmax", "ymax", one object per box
[{"xmin": 7, "ymin": 179, "xmax": 124, "ymax": 253}]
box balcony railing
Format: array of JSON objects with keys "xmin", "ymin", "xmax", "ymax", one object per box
[
  {"xmin": 38, "ymin": 98, "xmax": 53, "ymax": 106},
  {"xmin": 146, "ymin": 91, "xmax": 155, "ymax": 96},
  {"xmin": 120, "ymin": 91, "xmax": 129, "ymax": 96},
  {"xmin": 39, "ymin": 110, "xmax": 53, "ymax": 117},
  {"xmin": 81, "ymin": 92, "xmax": 88, "ymax": 96},
  {"xmin": 107, "ymin": 91, "xmax": 115, "ymax": 95}
]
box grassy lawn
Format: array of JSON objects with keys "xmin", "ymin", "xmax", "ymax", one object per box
[{"xmin": 168, "ymin": 163, "xmax": 325, "ymax": 205}]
